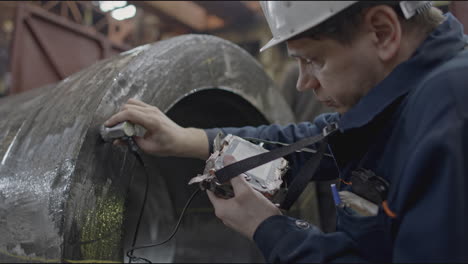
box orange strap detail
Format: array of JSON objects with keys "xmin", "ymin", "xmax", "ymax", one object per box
[
  {"xmin": 339, "ymin": 178, "xmax": 352, "ymax": 185},
  {"xmin": 382, "ymin": 200, "xmax": 397, "ymax": 218}
]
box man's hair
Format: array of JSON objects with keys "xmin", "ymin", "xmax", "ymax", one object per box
[{"xmin": 290, "ymin": 1, "xmax": 445, "ymax": 45}]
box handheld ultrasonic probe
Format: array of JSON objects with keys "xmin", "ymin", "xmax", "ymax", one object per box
[
  {"xmin": 100, "ymin": 121, "xmax": 146, "ymax": 153},
  {"xmin": 100, "ymin": 121, "xmax": 144, "ymax": 142}
]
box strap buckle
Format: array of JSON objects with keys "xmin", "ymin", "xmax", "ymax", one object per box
[{"xmin": 322, "ymin": 122, "xmax": 339, "ymax": 137}]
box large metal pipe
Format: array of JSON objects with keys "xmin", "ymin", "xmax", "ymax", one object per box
[{"xmin": 0, "ymin": 34, "xmax": 294, "ymax": 262}]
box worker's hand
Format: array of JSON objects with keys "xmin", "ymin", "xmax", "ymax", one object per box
[
  {"xmin": 104, "ymin": 98, "xmax": 209, "ymax": 159},
  {"xmin": 207, "ymin": 155, "xmax": 282, "ymax": 240}
]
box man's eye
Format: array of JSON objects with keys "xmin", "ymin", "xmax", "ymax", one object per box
[
  {"xmin": 296, "ymin": 57, "xmax": 319, "ymax": 66},
  {"xmin": 306, "ymin": 58, "xmax": 323, "ymax": 68}
]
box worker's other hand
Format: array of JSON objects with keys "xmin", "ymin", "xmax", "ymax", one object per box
[
  {"xmin": 207, "ymin": 155, "xmax": 282, "ymax": 240},
  {"xmin": 104, "ymin": 98, "xmax": 209, "ymax": 159}
]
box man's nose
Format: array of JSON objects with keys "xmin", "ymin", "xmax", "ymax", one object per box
[{"xmin": 296, "ymin": 71, "xmax": 320, "ymax": 92}]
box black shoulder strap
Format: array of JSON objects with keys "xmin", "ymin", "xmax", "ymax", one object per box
[
  {"xmin": 280, "ymin": 138, "xmax": 328, "ymax": 210},
  {"xmin": 215, "ymin": 123, "xmax": 338, "ymax": 209}
]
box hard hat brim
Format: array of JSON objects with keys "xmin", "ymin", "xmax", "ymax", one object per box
[
  {"xmin": 260, "ymin": 37, "xmax": 284, "ymax": 53},
  {"xmin": 259, "ymin": 1, "xmax": 359, "ymax": 53}
]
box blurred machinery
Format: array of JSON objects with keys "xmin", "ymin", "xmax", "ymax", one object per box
[
  {"xmin": 0, "ymin": 1, "xmax": 266, "ymax": 95},
  {"xmin": 3, "ymin": 1, "xmax": 463, "ymax": 96}
]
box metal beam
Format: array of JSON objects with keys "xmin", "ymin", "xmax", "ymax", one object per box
[
  {"xmin": 144, "ymin": 1, "xmax": 224, "ymax": 31},
  {"xmin": 195, "ymin": 1, "xmax": 256, "ymax": 26}
]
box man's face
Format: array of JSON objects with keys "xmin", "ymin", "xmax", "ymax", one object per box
[{"xmin": 287, "ymin": 34, "xmax": 383, "ymax": 114}]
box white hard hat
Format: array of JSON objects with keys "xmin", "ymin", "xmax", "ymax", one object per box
[
  {"xmin": 259, "ymin": 1, "xmax": 432, "ymax": 52},
  {"xmin": 260, "ymin": 1, "xmax": 357, "ymax": 52}
]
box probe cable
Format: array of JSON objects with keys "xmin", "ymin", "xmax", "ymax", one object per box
[{"xmin": 125, "ymin": 137, "xmax": 201, "ymax": 263}]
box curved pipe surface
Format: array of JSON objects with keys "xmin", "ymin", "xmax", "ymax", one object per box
[{"xmin": 0, "ymin": 34, "xmax": 294, "ymax": 262}]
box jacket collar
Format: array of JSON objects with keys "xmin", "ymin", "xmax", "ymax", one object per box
[{"xmin": 338, "ymin": 13, "xmax": 467, "ymax": 132}]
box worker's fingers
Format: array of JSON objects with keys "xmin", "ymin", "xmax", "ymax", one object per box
[
  {"xmin": 230, "ymin": 174, "xmax": 252, "ymax": 198},
  {"xmin": 127, "ymin": 98, "xmax": 152, "ymax": 108},
  {"xmin": 105, "ymin": 108, "xmax": 142, "ymax": 127},
  {"xmin": 222, "ymin": 155, "xmax": 252, "ymax": 197},
  {"xmin": 206, "ymin": 189, "xmax": 224, "ymax": 208},
  {"xmin": 206, "ymin": 189, "xmax": 216, "ymax": 201},
  {"xmin": 119, "ymin": 103, "xmax": 148, "ymax": 114},
  {"xmin": 207, "ymin": 189, "xmax": 233, "ymax": 223},
  {"xmin": 120, "ymin": 102, "xmax": 164, "ymax": 123},
  {"xmin": 103, "ymin": 101, "xmax": 151, "ymax": 128},
  {"xmin": 105, "ymin": 108, "xmax": 155, "ymax": 130},
  {"xmin": 223, "ymin": 155, "xmax": 236, "ymax": 166},
  {"xmin": 104, "ymin": 113, "xmax": 124, "ymax": 127}
]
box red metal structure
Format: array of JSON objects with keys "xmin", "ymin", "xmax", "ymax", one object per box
[{"xmin": 10, "ymin": 3, "xmax": 130, "ymax": 94}]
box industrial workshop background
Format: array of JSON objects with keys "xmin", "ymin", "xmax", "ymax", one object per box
[
  {"xmin": 2, "ymin": 1, "xmax": 464, "ymax": 96},
  {"xmin": 0, "ymin": 1, "xmax": 467, "ymax": 263}
]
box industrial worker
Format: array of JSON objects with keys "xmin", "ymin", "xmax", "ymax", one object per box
[{"xmin": 105, "ymin": 1, "xmax": 468, "ymax": 262}]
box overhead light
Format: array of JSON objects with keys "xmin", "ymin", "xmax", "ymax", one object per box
[
  {"xmin": 111, "ymin": 5, "xmax": 137, "ymax": 21},
  {"xmin": 99, "ymin": 1, "xmax": 127, "ymax": 12}
]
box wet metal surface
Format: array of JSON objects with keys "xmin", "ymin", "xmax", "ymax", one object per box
[{"xmin": 0, "ymin": 34, "xmax": 294, "ymax": 262}]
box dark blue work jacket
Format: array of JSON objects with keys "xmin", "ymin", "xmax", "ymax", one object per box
[{"xmin": 205, "ymin": 13, "xmax": 468, "ymax": 263}]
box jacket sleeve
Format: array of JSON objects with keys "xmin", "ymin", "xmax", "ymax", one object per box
[
  {"xmin": 390, "ymin": 70, "xmax": 468, "ymax": 262},
  {"xmin": 253, "ymin": 215, "xmax": 366, "ymax": 263},
  {"xmin": 204, "ymin": 112, "xmax": 340, "ymax": 182},
  {"xmin": 390, "ymin": 109, "xmax": 468, "ymax": 262}
]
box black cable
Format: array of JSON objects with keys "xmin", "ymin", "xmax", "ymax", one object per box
[
  {"xmin": 126, "ymin": 188, "xmax": 201, "ymax": 260},
  {"xmin": 127, "ymin": 140, "xmax": 150, "ymax": 263},
  {"xmin": 124, "ymin": 137, "xmax": 201, "ymax": 263}
]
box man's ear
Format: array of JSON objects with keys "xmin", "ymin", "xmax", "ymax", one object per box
[{"xmin": 362, "ymin": 5, "xmax": 402, "ymax": 62}]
